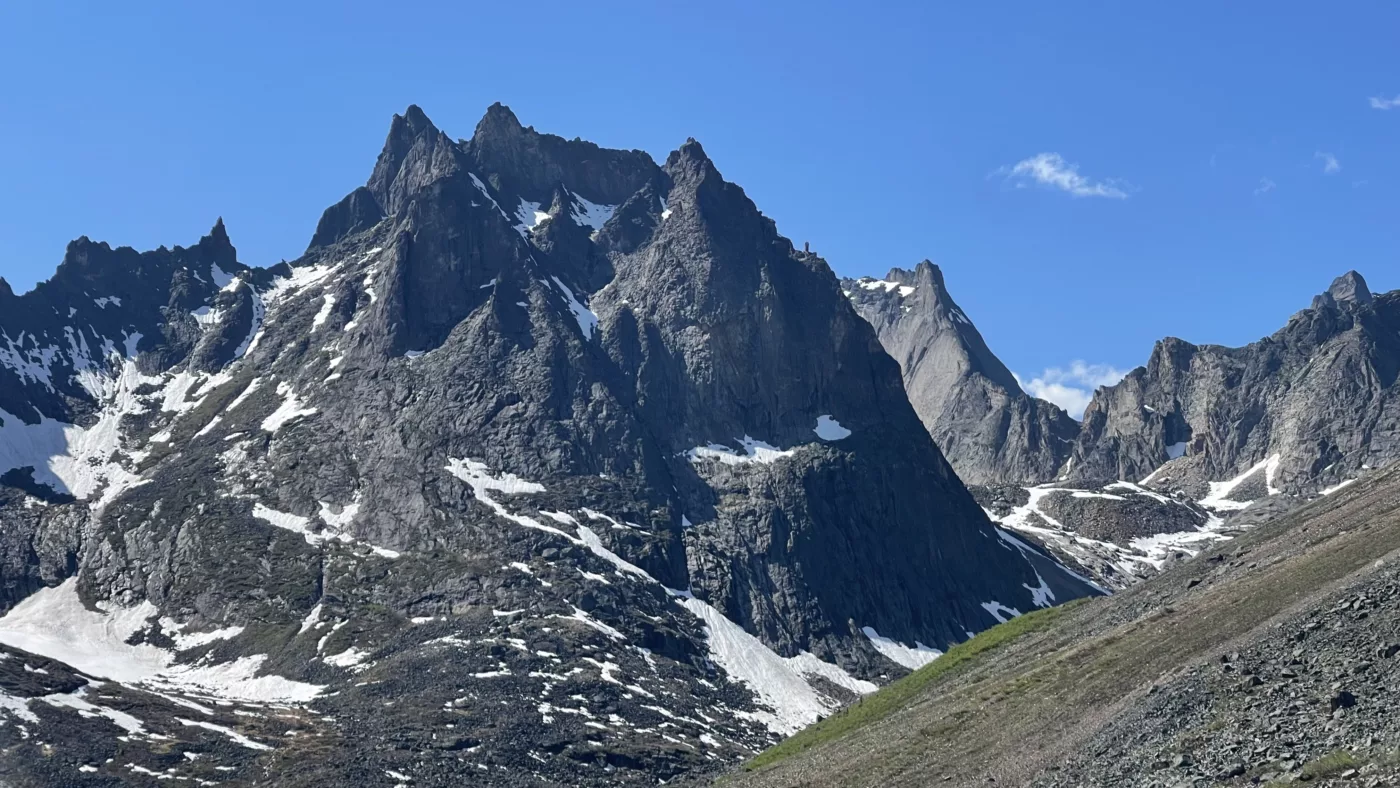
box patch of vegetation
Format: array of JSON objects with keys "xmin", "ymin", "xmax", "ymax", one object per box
[
  {"xmin": 743, "ymin": 600, "xmax": 1086, "ymax": 772},
  {"xmin": 1298, "ymin": 750, "xmax": 1360, "ymax": 780}
]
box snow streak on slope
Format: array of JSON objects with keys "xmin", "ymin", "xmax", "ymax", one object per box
[
  {"xmin": 1199, "ymin": 454, "xmax": 1282, "ymax": 511},
  {"xmin": 549, "ymin": 276, "xmax": 599, "ymax": 340},
  {"xmin": 444, "ymin": 457, "xmax": 879, "ymax": 734},
  {"xmin": 860, "ymin": 627, "xmax": 941, "ymax": 670},
  {"xmin": 674, "ymin": 591, "xmax": 876, "ymax": 735}
]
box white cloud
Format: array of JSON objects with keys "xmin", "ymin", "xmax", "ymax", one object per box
[
  {"xmin": 997, "ymin": 153, "xmax": 1130, "ymax": 199},
  {"xmin": 1016, "ymin": 361, "xmax": 1128, "ymax": 420},
  {"xmin": 1369, "ymin": 95, "xmax": 1400, "ymax": 110},
  {"xmin": 1315, "ymin": 151, "xmax": 1341, "ymax": 174},
  {"xmin": 1253, "ymin": 177, "xmax": 1277, "ymax": 196}
]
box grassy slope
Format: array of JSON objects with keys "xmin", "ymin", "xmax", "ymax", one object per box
[
  {"xmin": 727, "ymin": 466, "xmax": 1400, "ymax": 787},
  {"xmin": 745, "ymin": 601, "xmax": 1084, "ymax": 772}
]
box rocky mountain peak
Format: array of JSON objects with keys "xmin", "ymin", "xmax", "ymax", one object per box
[
  {"xmin": 841, "ymin": 263, "xmax": 1078, "ymax": 485},
  {"xmin": 664, "ymin": 137, "xmax": 714, "ymax": 174},
  {"xmin": 885, "ymin": 259, "xmax": 945, "ymax": 290},
  {"xmin": 471, "ymin": 100, "xmax": 525, "ymax": 141},
  {"xmin": 195, "ymin": 217, "xmax": 237, "ymax": 266},
  {"xmin": 1327, "ymin": 269, "xmax": 1372, "ymax": 305},
  {"xmin": 366, "ymin": 104, "xmax": 461, "ymax": 218}
]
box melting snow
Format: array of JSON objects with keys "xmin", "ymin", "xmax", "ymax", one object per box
[
  {"xmin": 515, "ymin": 199, "xmax": 550, "ymax": 234},
  {"xmin": 261, "ymin": 383, "xmax": 317, "ymax": 432},
  {"xmin": 673, "ymin": 592, "xmax": 875, "ymax": 735},
  {"xmin": 860, "ymin": 627, "xmax": 941, "ymax": 670},
  {"xmin": 1165, "ymin": 441, "xmax": 1188, "ymax": 460},
  {"xmin": 981, "ymin": 601, "xmax": 1022, "ymax": 624},
  {"xmin": 569, "ymin": 193, "xmax": 616, "ymax": 234},
  {"xmin": 549, "ymin": 276, "xmax": 599, "ymax": 340},
  {"xmin": 857, "ymin": 279, "xmax": 915, "ymax": 297},
  {"xmin": 1199, "ymin": 454, "xmax": 1281, "ymax": 511},
  {"xmin": 0, "ymin": 580, "xmax": 323, "ymax": 703},
  {"xmin": 686, "ymin": 436, "xmax": 794, "ymax": 465},
  {"xmin": 813, "ymin": 415, "xmax": 851, "ymax": 441}
]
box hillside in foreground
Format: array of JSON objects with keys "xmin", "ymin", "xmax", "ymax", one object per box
[{"xmin": 725, "ymin": 463, "xmax": 1400, "ymax": 787}]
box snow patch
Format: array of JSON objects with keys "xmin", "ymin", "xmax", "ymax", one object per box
[
  {"xmin": 178, "ymin": 718, "xmax": 272, "ymax": 750},
  {"xmin": 549, "ymin": 276, "xmax": 599, "ymax": 340},
  {"xmin": 261, "ymin": 382, "xmax": 317, "ymax": 432},
  {"xmin": 569, "ymin": 193, "xmax": 617, "ymax": 234},
  {"xmin": 686, "ymin": 436, "xmax": 794, "ymax": 465},
  {"xmin": 981, "ymin": 601, "xmax": 1022, "ymax": 624},
  {"xmin": 1199, "ymin": 454, "xmax": 1281, "ymax": 511},
  {"xmin": 813, "ymin": 415, "xmax": 851, "ymax": 441},
  {"xmin": 0, "ymin": 580, "xmax": 323, "ymax": 703},
  {"xmin": 856, "ymin": 279, "xmax": 915, "ymax": 297},
  {"xmin": 515, "ymin": 199, "xmax": 550, "ymax": 234},
  {"xmin": 673, "ymin": 593, "xmax": 875, "ymax": 735},
  {"xmin": 1320, "ymin": 478, "xmax": 1357, "ymax": 496},
  {"xmin": 860, "ymin": 627, "xmax": 941, "ymax": 670},
  {"xmin": 312, "ymin": 293, "xmax": 336, "ymax": 330}
]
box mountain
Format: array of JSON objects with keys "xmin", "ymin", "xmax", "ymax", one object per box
[
  {"xmin": 1066, "ymin": 270, "xmax": 1400, "ymax": 499},
  {"xmin": 727, "ymin": 462, "xmax": 1400, "ymax": 787},
  {"xmin": 0, "ymin": 105, "xmax": 1096, "ymax": 786},
  {"xmin": 846, "ymin": 264, "xmax": 1400, "ymax": 590},
  {"xmin": 841, "ymin": 262, "xmax": 1079, "ymax": 486}
]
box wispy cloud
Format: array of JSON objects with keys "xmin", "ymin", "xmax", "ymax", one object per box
[
  {"xmin": 1315, "ymin": 151, "xmax": 1341, "ymax": 174},
  {"xmin": 1254, "ymin": 177, "xmax": 1277, "ymax": 196},
  {"xmin": 997, "ymin": 153, "xmax": 1130, "ymax": 199},
  {"xmin": 1015, "ymin": 361, "xmax": 1128, "ymax": 420},
  {"xmin": 1369, "ymin": 95, "xmax": 1400, "ymax": 110}
]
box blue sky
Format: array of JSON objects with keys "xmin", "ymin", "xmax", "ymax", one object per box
[{"xmin": 3, "ymin": 2, "xmax": 1397, "ymax": 415}]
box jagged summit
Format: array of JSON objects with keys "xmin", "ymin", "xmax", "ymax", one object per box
[
  {"xmin": 0, "ymin": 104, "xmax": 1097, "ymax": 786},
  {"xmin": 472, "ymin": 100, "xmax": 524, "ymax": 138},
  {"xmin": 1327, "ymin": 269, "xmax": 1372, "ymax": 305}
]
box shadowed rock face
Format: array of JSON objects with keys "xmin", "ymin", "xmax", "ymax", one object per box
[
  {"xmin": 0, "ymin": 105, "xmax": 1096, "ymax": 786},
  {"xmin": 841, "ymin": 261, "xmax": 1079, "ymax": 486}
]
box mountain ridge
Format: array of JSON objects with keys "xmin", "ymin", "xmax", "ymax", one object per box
[{"xmin": 0, "ymin": 104, "xmax": 1096, "ymax": 787}]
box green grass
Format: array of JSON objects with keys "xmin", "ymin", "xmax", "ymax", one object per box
[{"xmin": 743, "ymin": 600, "xmax": 1085, "ymax": 772}]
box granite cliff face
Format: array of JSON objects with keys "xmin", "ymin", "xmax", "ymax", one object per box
[
  {"xmin": 1066, "ymin": 271, "xmax": 1400, "ymax": 499},
  {"xmin": 0, "ymin": 105, "xmax": 1094, "ymax": 786},
  {"xmin": 842, "ymin": 262, "xmax": 1079, "ymax": 486}
]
